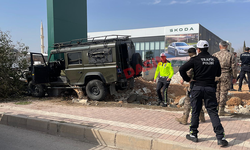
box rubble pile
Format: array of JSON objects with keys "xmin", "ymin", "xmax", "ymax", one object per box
[
  {"xmin": 226, "ymin": 97, "xmax": 242, "ymax": 106},
  {"xmin": 170, "ymin": 72, "xmax": 183, "ymax": 84},
  {"xmin": 109, "ymin": 76, "xmax": 186, "ymax": 106},
  {"xmin": 225, "ymin": 96, "xmax": 250, "ymax": 115}
]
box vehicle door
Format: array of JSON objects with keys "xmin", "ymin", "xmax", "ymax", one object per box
[
  {"xmin": 65, "ymin": 52, "xmax": 84, "ymax": 85},
  {"xmin": 30, "ymin": 53, "xmax": 49, "ymax": 84}
]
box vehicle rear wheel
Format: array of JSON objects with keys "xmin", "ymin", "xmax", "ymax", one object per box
[
  {"xmin": 86, "ymin": 80, "xmax": 107, "ymax": 101},
  {"xmin": 28, "ymin": 81, "xmax": 45, "ymax": 97}
]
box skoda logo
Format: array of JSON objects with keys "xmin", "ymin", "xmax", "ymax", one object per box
[{"xmin": 170, "ymin": 27, "xmax": 194, "ymax": 32}]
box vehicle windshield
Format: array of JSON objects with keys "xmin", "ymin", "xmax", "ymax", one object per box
[{"xmin": 176, "ymin": 43, "xmax": 188, "ymax": 46}]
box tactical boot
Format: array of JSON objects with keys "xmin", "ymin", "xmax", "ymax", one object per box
[
  {"xmin": 238, "ymin": 89, "xmax": 242, "ymax": 92},
  {"xmin": 218, "ymin": 138, "xmax": 228, "ymax": 147},
  {"xmin": 199, "ymin": 111, "xmax": 205, "ymax": 122},
  {"xmin": 175, "ymin": 114, "xmax": 188, "ymax": 125},
  {"xmin": 186, "ymin": 134, "xmax": 198, "ymax": 142},
  {"xmin": 218, "ymin": 107, "xmax": 231, "ymax": 116},
  {"xmin": 162, "ymin": 103, "xmax": 168, "ymax": 107},
  {"xmin": 157, "ymin": 101, "xmax": 162, "ymax": 106}
]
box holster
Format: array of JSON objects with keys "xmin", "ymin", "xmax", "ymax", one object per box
[{"xmin": 187, "ymin": 81, "xmax": 195, "ymax": 96}]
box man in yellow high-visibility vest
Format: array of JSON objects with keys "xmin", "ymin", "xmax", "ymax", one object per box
[{"xmin": 154, "ymin": 52, "xmax": 174, "ymax": 107}]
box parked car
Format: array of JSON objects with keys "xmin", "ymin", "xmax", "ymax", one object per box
[
  {"xmin": 167, "ymin": 42, "xmax": 194, "ymax": 56},
  {"xmin": 22, "ymin": 35, "xmax": 142, "ymax": 101}
]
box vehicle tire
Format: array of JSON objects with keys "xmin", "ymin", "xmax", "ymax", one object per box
[
  {"xmin": 174, "ymin": 50, "xmax": 179, "ymax": 56},
  {"xmin": 28, "ymin": 81, "xmax": 45, "ymax": 97},
  {"xmin": 86, "ymin": 79, "xmax": 107, "ymax": 101},
  {"xmin": 131, "ymin": 53, "xmax": 143, "ymax": 77}
]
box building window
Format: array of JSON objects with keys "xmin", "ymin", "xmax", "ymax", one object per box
[
  {"xmin": 160, "ymin": 41, "xmax": 165, "ymax": 50},
  {"xmin": 135, "ymin": 43, "xmax": 140, "ymax": 51},
  {"xmin": 140, "ymin": 42, "xmax": 145, "ymax": 50},
  {"xmin": 145, "ymin": 42, "xmax": 149, "ymax": 50},
  {"xmin": 155, "ymin": 42, "xmax": 160, "ymax": 50},
  {"xmin": 142, "ymin": 51, "xmax": 145, "ymax": 60},
  {"xmin": 150, "ymin": 42, "xmax": 154, "ymax": 50}
]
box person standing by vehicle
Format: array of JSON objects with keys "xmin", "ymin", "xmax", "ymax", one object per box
[
  {"xmin": 230, "ymin": 52, "xmax": 238, "ymax": 91},
  {"xmin": 176, "ymin": 48, "xmax": 205, "ymax": 125},
  {"xmin": 212, "ymin": 41, "xmax": 237, "ymax": 116},
  {"xmin": 238, "ymin": 47, "xmax": 250, "ymax": 92},
  {"xmin": 179, "ymin": 40, "xmax": 228, "ymax": 147},
  {"xmin": 154, "ymin": 52, "xmax": 174, "ymax": 107}
]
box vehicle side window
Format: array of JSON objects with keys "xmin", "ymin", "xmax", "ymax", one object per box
[
  {"xmin": 68, "ymin": 52, "xmax": 82, "ymax": 65},
  {"xmin": 88, "ymin": 48, "xmax": 112, "ymax": 64}
]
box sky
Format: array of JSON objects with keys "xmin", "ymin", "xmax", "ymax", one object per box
[{"xmin": 0, "ymin": 0, "xmax": 250, "ymax": 53}]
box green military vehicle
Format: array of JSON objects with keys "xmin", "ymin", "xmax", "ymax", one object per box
[{"xmin": 24, "ymin": 35, "xmax": 142, "ymax": 101}]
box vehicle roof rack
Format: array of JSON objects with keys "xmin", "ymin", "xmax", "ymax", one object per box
[{"xmin": 52, "ymin": 35, "xmax": 131, "ymax": 49}]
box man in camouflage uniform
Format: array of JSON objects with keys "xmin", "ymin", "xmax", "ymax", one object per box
[
  {"xmin": 176, "ymin": 48, "xmax": 205, "ymax": 125},
  {"xmin": 212, "ymin": 41, "xmax": 237, "ymax": 116}
]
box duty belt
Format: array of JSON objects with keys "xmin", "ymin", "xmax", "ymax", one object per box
[
  {"xmin": 160, "ymin": 76, "xmax": 168, "ymax": 78},
  {"xmin": 242, "ymin": 64, "xmax": 250, "ymax": 67}
]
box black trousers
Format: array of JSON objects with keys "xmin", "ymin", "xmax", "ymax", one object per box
[
  {"xmin": 238, "ymin": 66, "xmax": 250, "ymax": 90},
  {"xmin": 156, "ymin": 77, "xmax": 170, "ymax": 104},
  {"xmin": 190, "ymin": 86, "xmax": 225, "ymax": 140}
]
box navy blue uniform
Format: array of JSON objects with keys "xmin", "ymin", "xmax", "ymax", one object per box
[
  {"xmin": 179, "ymin": 51, "xmax": 225, "ymax": 140},
  {"xmin": 239, "ymin": 52, "xmax": 250, "ymax": 90}
]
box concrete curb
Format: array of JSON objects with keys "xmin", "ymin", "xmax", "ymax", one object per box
[{"xmin": 0, "ymin": 112, "xmax": 216, "ymax": 150}]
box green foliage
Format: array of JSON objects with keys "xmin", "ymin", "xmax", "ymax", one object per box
[
  {"xmin": 0, "ymin": 30, "xmax": 29, "ymax": 98},
  {"xmin": 15, "ymin": 101, "xmax": 32, "ymax": 105}
]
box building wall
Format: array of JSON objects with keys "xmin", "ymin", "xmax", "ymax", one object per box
[
  {"xmin": 132, "ymin": 36, "xmax": 165, "ymax": 60},
  {"xmin": 88, "ymin": 23, "xmax": 225, "ymax": 60},
  {"xmin": 199, "ymin": 24, "xmax": 222, "ymax": 54}
]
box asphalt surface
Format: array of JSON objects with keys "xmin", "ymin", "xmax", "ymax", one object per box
[{"xmin": 0, "ymin": 124, "xmax": 118, "ymax": 150}]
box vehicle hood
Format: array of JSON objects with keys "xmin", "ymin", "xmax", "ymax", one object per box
[{"xmin": 176, "ymin": 46, "xmax": 193, "ymax": 49}]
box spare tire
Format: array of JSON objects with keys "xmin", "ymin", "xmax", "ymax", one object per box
[{"xmin": 131, "ymin": 53, "xmax": 143, "ymax": 77}]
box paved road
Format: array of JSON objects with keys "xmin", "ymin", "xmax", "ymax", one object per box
[{"xmin": 0, "ymin": 124, "xmax": 118, "ymax": 150}]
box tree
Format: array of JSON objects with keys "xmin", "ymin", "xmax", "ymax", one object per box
[{"xmin": 0, "ymin": 30, "xmax": 29, "ymax": 98}]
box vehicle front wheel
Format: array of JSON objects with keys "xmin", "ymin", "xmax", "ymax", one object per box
[
  {"xmin": 174, "ymin": 50, "xmax": 179, "ymax": 56},
  {"xmin": 28, "ymin": 81, "xmax": 45, "ymax": 97},
  {"xmin": 86, "ymin": 80, "xmax": 107, "ymax": 101}
]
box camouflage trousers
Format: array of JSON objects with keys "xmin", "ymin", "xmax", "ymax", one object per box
[
  {"xmin": 183, "ymin": 90, "xmax": 204, "ymax": 117},
  {"xmin": 216, "ymin": 73, "xmax": 231, "ymax": 107}
]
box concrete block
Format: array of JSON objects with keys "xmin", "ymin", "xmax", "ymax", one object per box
[
  {"xmin": 58, "ymin": 123, "xmax": 85, "ymax": 141},
  {"xmin": 27, "ymin": 118, "xmax": 48, "ymax": 133},
  {"xmin": 116, "ymin": 132, "xmax": 152, "ymax": 150},
  {"xmin": 0, "ymin": 113, "xmax": 8, "ymax": 125},
  {"xmin": 152, "ymin": 139, "xmax": 206, "ymax": 150},
  {"xmin": 92, "ymin": 128, "xmax": 117, "ymax": 147},
  {"xmin": 8, "ymin": 115, "xmax": 27, "ymax": 128},
  {"xmin": 47, "ymin": 121, "xmax": 59, "ymax": 135},
  {"xmin": 84, "ymin": 127, "xmax": 99, "ymax": 144}
]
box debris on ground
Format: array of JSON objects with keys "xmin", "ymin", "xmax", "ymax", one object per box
[{"xmin": 226, "ymin": 97, "xmax": 242, "ymax": 106}]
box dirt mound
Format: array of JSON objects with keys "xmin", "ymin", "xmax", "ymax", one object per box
[
  {"xmin": 226, "ymin": 97, "xmax": 242, "ymax": 106},
  {"xmin": 242, "ymin": 99, "xmax": 250, "ymax": 106},
  {"xmin": 134, "ymin": 77, "xmax": 186, "ymax": 102}
]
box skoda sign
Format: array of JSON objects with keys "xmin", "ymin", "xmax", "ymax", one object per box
[
  {"xmin": 165, "ymin": 24, "xmax": 199, "ymax": 35},
  {"xmin": 170, "ymin": 27, "xmax": 194, "ymax": 33}
]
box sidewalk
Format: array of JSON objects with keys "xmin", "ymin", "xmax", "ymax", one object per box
[{"xmin": 0, "ymin": 100, "xmax": 250, "ymax": 150}]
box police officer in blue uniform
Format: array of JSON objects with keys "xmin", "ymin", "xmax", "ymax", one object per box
[
  {"xmin": 179, "ymin": 40, "xmax": 228, "ymax": 147},
  {"xmin": 238, "ymin": 47, "xmax": 250, "ymax": 92}
]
